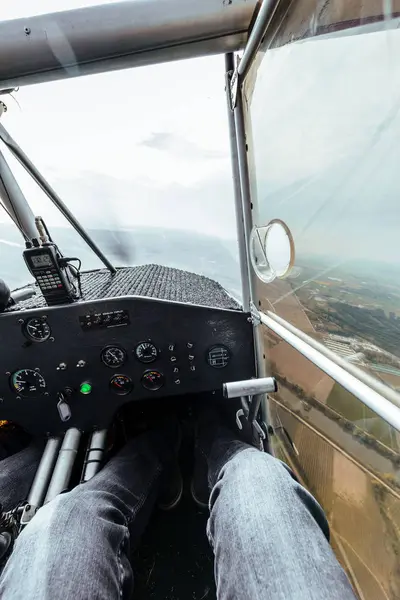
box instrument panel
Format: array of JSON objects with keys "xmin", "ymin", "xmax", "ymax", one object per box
[{"xmin": 0, "ymin": 296, "xmax": 255, "ymax": 434}]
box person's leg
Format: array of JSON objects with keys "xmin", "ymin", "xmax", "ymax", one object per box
[
  {"xmin": 0, "ymin": 439, "xmax": 44, "ymax": 512},
  {"xmin": 201, "ymin": 419, "xmax": 357, "ymax": 600},
  {"xmin": 0, "ymin": 426, "xmax": 174, "ymax": 600}
]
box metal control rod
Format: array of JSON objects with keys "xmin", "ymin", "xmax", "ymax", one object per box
[
  {"xmin": 223, "ymin": 376, "xmax": 277, "ymax": 398},
  {"xmin": 237, "ymin": 0, "xmax": 279, "ymax": 83},
  {"xmin": 0, "ymin": 148, "xmax": 37, "ymax": 240},
  {"xmin": 44, "ymin": 428, "xmax": 82, "ymax": 504},
  {"xmin": 80, "ymin": 429, "xmax": 107, "ymax": 483},
  {"xmin": 0, "ymin": 123, "xmax": 116, "ymax": 273},
  {"xmin": 19, "ymin": 436, "xmax": 62, "ymax": 528}
]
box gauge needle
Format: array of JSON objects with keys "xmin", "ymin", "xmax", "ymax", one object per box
[{"xmin": 109, "ymin": 352, "xmax": 117, "ymax": 360}]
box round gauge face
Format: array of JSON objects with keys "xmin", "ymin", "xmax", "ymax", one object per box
[
  {"xmin": 23, "ymin": 318, "xmax": 51, "ymax": 342},
  {"xmin": 135, "ymin": 342, "xmax": 158, "ymax": 364},
  {"xmin": 141, "ymin": 370, "xmax": 164, "ymax": 391},
  {"xmin": 11, "ymin": 369, "xmax": 47, "ymax": 397},
  {"xmin": 207, "ymin": 345, "xmax": 230, "ymax": 369},
  {"xmin": 109, "ymin": 374, "xmax": 133, "ymax": 395},
  {"xmin": 101, "ymin": 346, "xmax": 127, "ymax": 368}
]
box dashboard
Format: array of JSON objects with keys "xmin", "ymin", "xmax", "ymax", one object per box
[{"xmin": 0, "ymin": 295, "xmax": 255, "ymax": 435}]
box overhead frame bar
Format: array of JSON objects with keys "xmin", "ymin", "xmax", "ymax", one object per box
[
  {"xmin": 260, "ymin": 310, "xmax": 400, "ymax": 432},
  {"xmin": 0, "ymin": 0, "xmax": 258, "ymax": 89}
]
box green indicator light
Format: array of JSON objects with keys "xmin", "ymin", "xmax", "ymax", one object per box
[{"xmin": 80, "ymin": 382, "xmax": 92, "ymax": 395}]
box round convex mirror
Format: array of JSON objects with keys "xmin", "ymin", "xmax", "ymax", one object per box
[{"xmin": 250, "ymin": 220, "xmax": 295, "ymax": 283}]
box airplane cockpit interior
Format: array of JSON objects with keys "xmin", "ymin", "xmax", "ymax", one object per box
[{"xmin": 0, "ymin": 1, "xmax": 400, "ymax": 599}]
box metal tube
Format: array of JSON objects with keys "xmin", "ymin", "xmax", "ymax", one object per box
[
  {"xmin": 0, "ymin": 124, "xmax": 116, "ymax": 273},
  {"xmin": 260, "ymin": 311, "xmax": 400, "ymax": 432},
  {"xmin": 266, "ymin": 310, "xmax": 400, "ymax": 409},
  {"xmin": 238, "ymin": 0, "xmax": 278, "ymax": 82},
  {"xmin": 80, "ymin": 429, "xmax": 107, "ymax": 483},
  {"xmin": 27, "ymin": 437, "xmax": 62, "ymax": 508},
  {"xmin": 44, "ymin": 428, "xmax": 81, "ymax": 503},
  {"xmin": 247, "ymin": 394, "xmax": 263, "ymax": 423},
  {"xmin": 19, "ymin": 436, "xmax": 62, "ymax": 528},
  {"xmin": 224, "ymin": 376, "xmax": 277, "ymax": 398},
  {"xmin": 0, "ymin": 0, "xmax": 257, "ymax": 90},
  {"xmin": 225, "ymin": 53, "xmax": 251, "ymax": 311},
  {"xmin": 0, "ymin": 148, "xmax": 37, "ymax": 241}
]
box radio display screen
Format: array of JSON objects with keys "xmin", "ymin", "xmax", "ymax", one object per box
[{"xmin": 31, "ymin": 254, "xmax": 53, "ymax": 268}]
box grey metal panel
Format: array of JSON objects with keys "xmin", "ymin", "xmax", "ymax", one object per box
[{"xmin": 0, "ymin": 0, "xmax": 258, "ymax": 89}]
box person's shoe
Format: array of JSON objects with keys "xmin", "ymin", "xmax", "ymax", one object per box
[
  {"xmin": 191, "ymin": 452, "xmax": 209, "ymax": 510},
  {"xmin": 191, "ymin": 405, "xmax": 223, "ymax": 510},
  {"xmin": 158, "ymin": 420, "xmax": 183, "ymax": 511}
]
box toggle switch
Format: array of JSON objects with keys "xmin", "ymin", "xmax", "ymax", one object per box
[{"xmin": 57, "ymin": 393, "xmax": 71, "ymax": 422}]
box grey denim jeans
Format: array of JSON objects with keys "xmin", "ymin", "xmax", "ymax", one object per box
[{"xmin": 0, "ymin": 430, "xmax": 357, "ymax": 600}]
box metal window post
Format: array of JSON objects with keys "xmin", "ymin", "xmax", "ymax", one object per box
[
  {"xmin": 225, "ymin": 53, "xmax": 251, "ymax": 311},
  {"xmin": 232, "ymin": 88, "xmax": 254, "ymax": 305}
]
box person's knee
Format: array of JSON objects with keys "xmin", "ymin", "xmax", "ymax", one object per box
[
  {"xmin": 18, "ymin": 492, "xmax": 82, "ymax": 542},
  {"xmin": 17, "ymin": 487, "xmax": 105, "ymax": 547},
  {"xmin": 209, "ymin": 448, "xmax": 295, "ymax": 529},
  {"xmin": 219, "ymin": 447, "xmax": 292, "ymax": 493}
]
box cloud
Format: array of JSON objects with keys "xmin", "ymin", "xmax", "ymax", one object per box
[{"xmin": 139, "ymin": 132, "xmax": 227, "ymax": 160}]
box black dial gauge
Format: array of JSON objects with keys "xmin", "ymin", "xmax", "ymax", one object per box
[
  {"xmin": 109, "ymin": 374, "xmax": 133, "ymax": 395},
  {"xmin": 207, "ymin": 345, "xmax": 230, "ymax": 369},
  {"xmin": 141, "ymin": 370, "xmax": 164, "ymax": 391},
  {"xmin": 135, "ymin": 342, "xmax": 158, "ymax": 364},
  {"xmin": 23, "ymin": 318, "xmax": 51, "ymax": 343},
  {"xmin": 101, "ymin": 346, "xmax": 127, "ymax": 368},
  {"xmin": 11, "ymin": 369, "xmax": 47, "ymax": 397}
]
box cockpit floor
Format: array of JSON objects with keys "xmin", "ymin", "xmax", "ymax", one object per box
[
  {"xmin": 133, "ymin": 494, "xmax": 215, "ymax": 600},
  {"xmin": 124, "ymin": 397, "xmax": 217, "ymax": 600}
]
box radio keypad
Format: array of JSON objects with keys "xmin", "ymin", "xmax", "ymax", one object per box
[{"xmin": 37, "ymin": 271, "xmax": 62, "ymax": 291}]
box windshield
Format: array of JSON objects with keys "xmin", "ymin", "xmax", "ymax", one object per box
[
  {"xmin": 0, "ymin": 2, "xmax": 241, "ymax": 299},
  {"xmin": 249, "ymin": 18, "xmax": 400, "ymax": 388}
]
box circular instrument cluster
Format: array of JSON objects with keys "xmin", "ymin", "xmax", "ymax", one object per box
[
  {"xmin": 101, "ymin": 346, "xmax": 127, "ymax": 368},
  {"xmin": 135, "ymin": 342, "xmax": 158, "ymax": 363},
  {"xmin": 141, "ymin": 370, "xmax": 164, "ymax": 391},
  {"xmin": 11, "ymin": 369, "xmax": 46, "ymax": 397},
  {"xmin": 206, "ymin": 345, "xmax": 230, "ymax": 369},
  {"xmin": 109, "ymin": 374, "xmax": 133, "ymax": 395},
  {"xmin": 23, "ymin": 318, "xmax": 51, "ymax": 343}
]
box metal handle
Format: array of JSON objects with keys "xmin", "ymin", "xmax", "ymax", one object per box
[{"xmin": 223, "ymin": 376, "xmax": 277, "ymax": 399}]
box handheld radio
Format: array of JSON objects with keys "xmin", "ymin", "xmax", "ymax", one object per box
[{"xmin": 23, "ymin": 243, "xmax": 79, "ymax": 306}]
